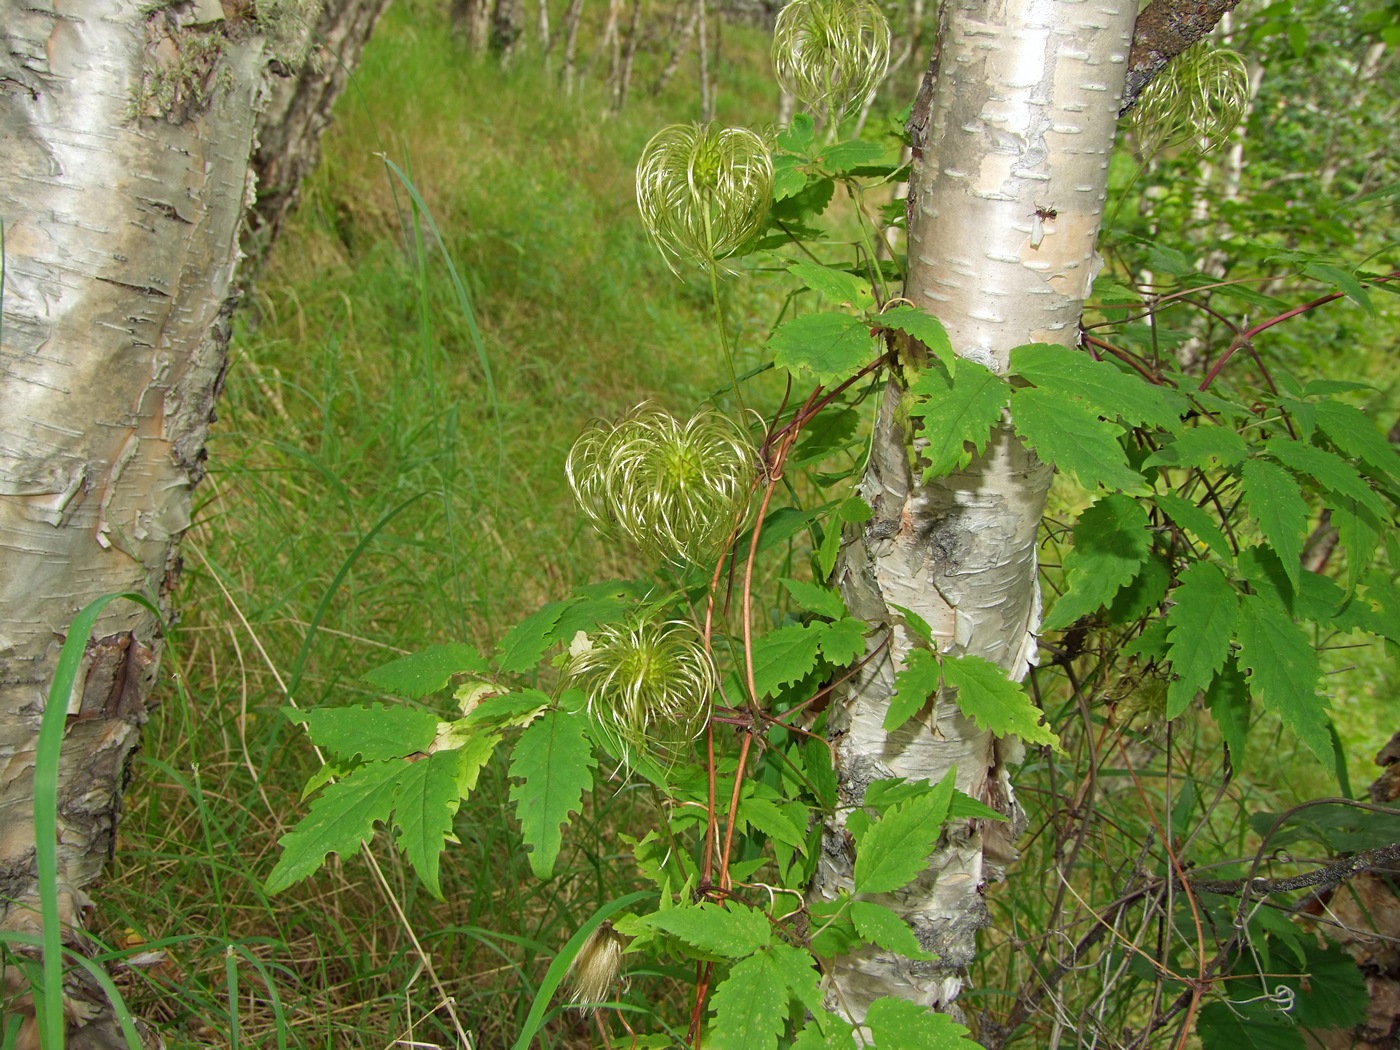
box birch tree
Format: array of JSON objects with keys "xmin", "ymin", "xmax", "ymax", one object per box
[{"xmin": 0, "ymin": 0, "xmax": 386, "ymax": 1042}]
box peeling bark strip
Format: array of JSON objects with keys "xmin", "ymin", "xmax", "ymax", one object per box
[
  {"xmin": 0, "ymin": 0, "xmax": 387, "ymax": 1043},
  {"xmin": 811, "ymin": 0, "xmax": 1139, "ymax": 1023},
  {"xmin": 1121, "ymin": 0, "xmax": 1241, "ymax": 113}
]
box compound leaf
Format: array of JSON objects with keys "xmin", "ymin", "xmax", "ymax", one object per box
[
  {"xmin": 878, "ymin": 305, "xmax": 954, "ymax": 370},
  {"xmin": 751, "ymin": 623, "xmax": 825, "ymax": 698},
  {"xmin": 769, "ymin": 313, "xmax": 877, "ymax": 387},
  {"xmin": 853, "ymin": 769, "xmax": 955, "ymax": 895},
  {"xmin": 707, "ymin": 950, "xmax": 788, "ymax": 1050},
  {"xmin": 508, "ymin": 709, "xmax": 596, "ymax": 878},
  {"xmin": 781, "ymin": 578, "xmax": 847, "ymax": 620},
  {"xmin": 885, "ymin": 647, "xmax": 941, "ymax": 732},
  {"xmin": 1011, "ymin": 343, "xmax": 1187, "ymax": 432},
  {"xmin": 1142, "ymin": 427, "xmax": 1248, "ymax": 471},
  {"xmin": 495, "ymin": 600, "xmax": 573, "ymax": 674},
  {"xmin": 815, "ymin": 617, "xmax": 868, "ymax": 667},
  {"xmin": 1241, "ymin": 457, "xmax": 1308, "ymax": 591}
]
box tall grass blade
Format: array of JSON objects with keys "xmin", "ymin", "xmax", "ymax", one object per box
[
  {"xmin": 378, "ymin": 156, "xmax": 505, "ymax": 478},
  {"xmin": 36, "ymin": 592, "xmax": 158, "ymax": 1048}
]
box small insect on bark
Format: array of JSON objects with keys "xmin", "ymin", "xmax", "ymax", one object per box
[{"xmin": 1030, "ymin": 205, "xmax": 1058, "ymax": 249}]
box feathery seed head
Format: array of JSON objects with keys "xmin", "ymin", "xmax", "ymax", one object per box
[
  {"xmin": 567, "ymin": 618, "xmax": 717, "ymax": 767},
  {"xmin": 772, "ymin": 0, "xmax": 890, "ymax": 122},
  {"xmin": 567, "ymin": 921, "xmax": 628, "ymax": 1007},
  {"xmin": 1129, "ymin": 43, "xmax": 1250, "ymax": 156},
  {"xmin": 636, "ymin": 122, "xmax": 774, "ymax": 275},
  {"xmin": 567, "ymin": 407, "xmax": 756, "ymax": 566}
]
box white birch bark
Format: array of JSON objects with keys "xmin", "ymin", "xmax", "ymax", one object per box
[
  {"xmin": 811, "ymin": 0, "xmax": 1138, "ymax": 1022},
  {"xmin": 0, "ymin": 0, "xmax": 383, "ymax": 1041}
]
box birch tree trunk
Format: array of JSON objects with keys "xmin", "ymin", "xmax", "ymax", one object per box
[
  {"xmin": 0, "ymin": 0, "xmax": 385, "ymax": 1042},
  {"xmin": 810, "ymin": 0, "xmax": 1139, "ymax": 1022}
]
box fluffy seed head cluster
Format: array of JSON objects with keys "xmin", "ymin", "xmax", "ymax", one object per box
[
  {"xmin": 636, "ymin": 122, "xmax": 774, "ymax": 274},
  {"xmin": 566, "ymin": 407, "xmax": 756, "ymax": 565},
  {"xmin": 1129, "ymin": 43, "xmax": 1250, "ymax": 156},
  {"xmin": 772, "ymin": 0, "xmax": 891, "ymax": 122},
  {"xmin": 566, "ymin": 619, "xmax": 717, "ymax": 767},
  {"xmin": 567, "ymin": 921, "xmax": 628, "ymax": 1007}
]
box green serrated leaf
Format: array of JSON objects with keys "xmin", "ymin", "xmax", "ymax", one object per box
[
  {"xmin": 948, "ymin": 788, "xmax": 1008, "ymax": 822},
  {"xmin": 767, "ymin": 943, "xmax": 824, "ymax": 1016},
  {"xmin": 815, "ymin": 617, "xmax": 867, "ymax": 666},
  {"xmin": 777, "ymin": 113, "xmax": 815, "ymax": 153},
  {"xmin": 885, "ymin": 647, "xmax": 940, "ymax": 732},
  {"xmin": 1107, "ymin": 552, "xmax": 1172, "ymax": 624},
  {"xmin": 1203, "ymin": 656, "xmax": 1249, "ymax": 755},
  {"xmin": 878, "ymin": 305, "xmax": 954, "ymax": 370},
  {"xmin": 890, "ymin": 604, "xmax": 934, "ymax": 647},
  {"xmin": 853, "ymin": 769, "xmax": 955, "ymax": 894},
  {"xmin": 1155, "ymin": 493, "xmax": 1232, "ymax": 560},
  {"xmin": 495, "ymin": 600, "xmax": 573, "ymax": 674},
  {"xmin": 1265, "ymin": 437, "xmax": 1387, "ymax": 519},
  {"xmin": 1237, "ymin": 595, "xmax": 1329, "ymax": 763},
  {"xmin": 707, "ymin": 950, "xmax": 788, "ymax": 1050},
  {"xmin": 461, "ymin": 689, "xmax": 550, "ymax": 729},
  {"xmin": 817, "ymin": 139, "xmax": 894, "ymax": 172},
  {"xmin": 907, "ymin": 359, "xmax": 1008, "ymax": 479},
  {"xmin": 1165, "ymin": 563, "xmax": 1241, "ymax": 719},
  {"xmin": 1242, "ymin": 457, "xmax": 1308, "ymax": 591},
  {"xmin": 741, "ymin": 796, "xmax": 807, "ymax": 851},
  {"xmin": 1303, "ymin": 261, "xmax": 1374, "ymax": 314},
  {"xmin": 1314, "ymin": 400, "xmax": 1400, "ymax": 484},
  {"xmin": 866, "ymin": 996, "xmax": 976, "ymax": 1048},
  {"xmin": 773, "ymin": 156, "xmax": 807, "ymax": 200},
  {"xmin": 781, "ymin": 578, "xmax": 847, "ymax": 619},
  {"xmin": 508, "ymin": 709, "xmax": 596, "ymax": 879},
  {"xmin": 286, "ymin": 704, "xmax": 440, "ymax": 763},
  {"xmin": 266, "ymin": 761, "xmax": 402, "ymax": 894},
  {"xmin": 1143, "ymin": 427, "xmax": 1248, "ymax": 470},
  {"xmin": 1011, "ymin": 388, "xmax": 1145, "ymax": 492},
  {"xmin": 1196, "ymin": 999, "xmax": 1304, "ymax": 1050},
  {"xmin": 1333, "ymin": 496, "xmax": 1384, "ymax": 590},
  {"xmin": 769, "ymin": 313, "xmax": 877, "ymax": 387},
  {"xmin": 789, "ymin": 261, "xmax": 874, "ymax": 311},
  {"xmin": 804, "ymin": 738, "xmax": 838, "ymax": 810},
  {"xmin": 942, "ymin": 654, "xmax": 1060, "ymax": 748},
  {"xmin": 791, "ymin": 407, "xmax": 861, "ymax": 467},
  {"xmin": 851, "ymin": 901, "xmax": 936, "ymax": 960},
  {"xmin": 453, "ymin": 729, "xmax": 500, "ymax": 798},
  {"xmin": 644, "ymin": 901, "xmax": 771, "ymax": 958},
  {"xmin": 751, "ymin": 623, "xmax": 825, "ymax": 698},
  {"xmin": 1043, "ymin": 495, "xmax": 1152, "ymax": 630},
  {"xmin": 390, "ymin": 749, "xmax": 461, "ymax": 898},
  {"xmin": 1011, "ymin": 343, "xmax": 1187, "ymax": 432},
  {"xmin": 792, "ymin": 1016, "xmax": 857, "ymax": 1050},
  {"xmin": 361, "ymin": 643, "xmax": 487, "ymax": 699}
]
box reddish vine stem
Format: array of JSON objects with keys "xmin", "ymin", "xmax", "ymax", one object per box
[{"xmin": 1197, "ymin": 270, "xmax": 1399, "ymax": 391}]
